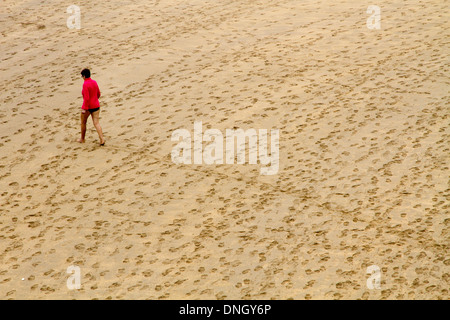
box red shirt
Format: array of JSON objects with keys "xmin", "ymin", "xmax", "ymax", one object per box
[{"xmin": 82, "ymin": 78, "xmax": 101, "ymax": 110}]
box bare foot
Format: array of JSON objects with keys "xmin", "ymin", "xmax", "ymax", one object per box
[
  {"xmin": 100, "ymin": 139, "xmax": 105, "ymax": 146},
  {"xmin": 77, "ymin": 138, "xmax": 85, "ymax": 143}
]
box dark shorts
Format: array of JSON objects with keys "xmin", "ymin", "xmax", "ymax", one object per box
[{"xmin": 88, "ymin": 107, "xmax": 100, "ymax": 114}]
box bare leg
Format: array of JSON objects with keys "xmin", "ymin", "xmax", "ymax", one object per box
[
  {"xmin": 78, "ymin": 110, "xmax": 90, "ymax": 143},
  {"xmin": 91, "ymin": 109, "xmax": 105, "ymax": 145}
]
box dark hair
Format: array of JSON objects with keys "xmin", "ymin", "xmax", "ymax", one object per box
[{"xmin": 81, "ymin": 68, "xmax": 91, "ymax": 78}]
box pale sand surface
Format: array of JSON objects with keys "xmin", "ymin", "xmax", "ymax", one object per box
[{"xmin": 0, "ymin": 0, "xmax": 448, "ymax": 299}]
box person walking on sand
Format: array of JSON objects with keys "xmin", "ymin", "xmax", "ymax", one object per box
[{"xmin": 78, "ymin": 68, "xmax": 105, "ymax": 146}]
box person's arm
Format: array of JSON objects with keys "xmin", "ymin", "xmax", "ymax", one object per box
[
  {"xmin": 82, "ymin": 83, "xmax": 90, "ymax": 108},
  {"xmin": 97, "ymin": 83, "xmax": 101, "ymax": 99}
]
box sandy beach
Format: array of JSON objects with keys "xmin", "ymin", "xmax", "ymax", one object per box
[{"xmin": 0, "ymin": 0, "xmax": 448, "ymax": 299}]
